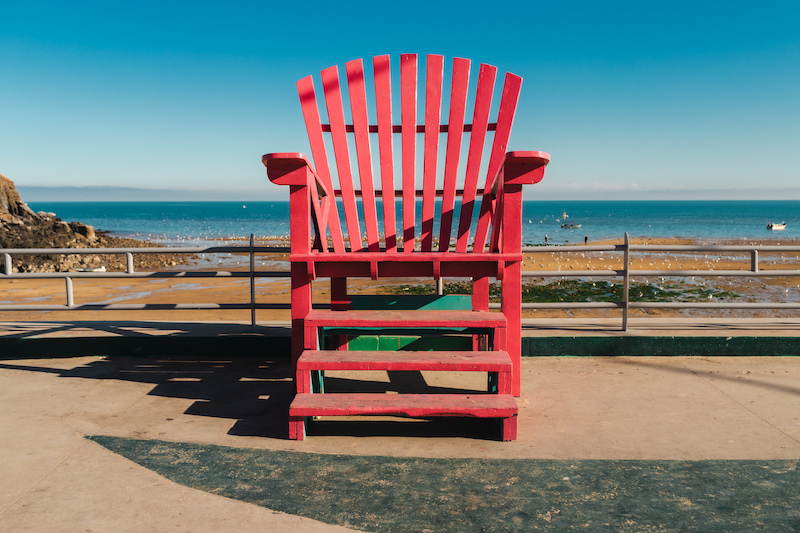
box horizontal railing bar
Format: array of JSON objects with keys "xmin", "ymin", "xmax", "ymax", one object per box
[
  {"xmin": 523, "ymin": 270, "xmax": 622, "ymax": 277},
  {"xmin": 489, "ymin": 302, "xmax": 621, "ymax": 309},
  {"xmin": 0, "ymin": 246, "xmax": 290, "ymax": 255},
  {"xmin": 632, "ymin": 302, "xmax": 800, "ymax": 309},
  {"xmin": 0, "ymin": 271, "xmax": 291, "ymax": 280},
  {"xmin": 629, "ymin": 245, "xmax": 800, "ymax": 253},
  {"xmin": 0, "ymin": 303, "xmax": 292, "ymax": 312},
  {"xmin": 321, "ymin": 123, "xmax": 497, "ymax": 133},
  {"xmin": 628, "ymin": 269, "xmax": 800, "ymax": 277},
  {"xmin": 521, "ymin": 245, "xmax": 800, "ymax": 253},
  {"xmin": 523, "ymin": 270, "xmax": 800, "ymax": 278},
  {"xmin": 493, "ymin": 302, "xmax": 800, "ymax": 310},
  {"xmin": 522, "ymin": 245, "xmax": 623, "ymax": 252}
]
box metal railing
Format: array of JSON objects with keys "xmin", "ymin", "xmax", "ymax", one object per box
[
  {"xmin": 3, "ymin": 233, "xmax": 800, "ymax": 331},
  {"xmin": 1, "ymin": 235, "xmax": 291, "ymax": 329},
  {"xmin": 516, "ymin": 233, "xmax": 800, "ymax": 329}
]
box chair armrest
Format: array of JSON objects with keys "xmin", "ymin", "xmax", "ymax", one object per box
[
  {"xmin": 503, "ymin": 151, "xmax": 550, "ymax": 185},
  {"xmin": 262, "ymin": 153, "xmax": 316, "ymax": 186}
]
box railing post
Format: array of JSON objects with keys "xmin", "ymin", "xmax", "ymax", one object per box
[
  {"xmin": 436, "ymin": 278, "xmax": 444, "ymax": 296},
  {"xmin": 66, "ymin": 277, "xmax": 74, "ymax": 307},
  {"xmin": 751, "ymin": 250, "xmax": 759, "ymax": 272},
  {"xmin": 622, "ymin": 232, "xmax": 630, "ymax": 331},
  {"xmin": 250, "ymin": 233, "xmax": 256, "ymax": 331},
  {"xmin": 3, "ymin": 253, "xmax": 11, "ymax": 275},
  {"xmin": 126, "ymin": 252, "xmax": 134, "ymax": 274}
]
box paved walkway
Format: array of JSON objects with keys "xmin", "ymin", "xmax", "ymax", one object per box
[{"xmin": 0, "ymin": 320, "xmax": 799, "ymax": 530}]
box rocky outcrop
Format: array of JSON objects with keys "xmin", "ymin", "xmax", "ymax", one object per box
[{"xmin": 1, "ymin": 173, "xmax": 189, "ymax": 273}]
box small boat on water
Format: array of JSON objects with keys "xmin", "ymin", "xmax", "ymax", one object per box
[
  {"xmin": 561, "ymin": 223, "xmax": 582, "ymax": 229},
  {"xmin": 767, "ymin": 222, "xmax": 787, "ymax": 230}
]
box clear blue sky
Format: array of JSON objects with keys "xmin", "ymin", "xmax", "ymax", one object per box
[{"xmin": 2, "ymin": 0, "xmax": 799, "ymax": 200}]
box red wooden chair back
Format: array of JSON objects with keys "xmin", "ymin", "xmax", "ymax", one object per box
[{"xmin": 297, "ymin": 54, "xmax": 525, "ymax": 255}]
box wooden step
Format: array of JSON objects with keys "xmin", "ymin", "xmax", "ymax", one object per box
[
  {"xmin": 290, "ymin": 393, "xmax": 517, "ymax": 418},
  {"xmin": 305, "ymin": 309, "xmax": 506, "ymax": 329},
  {"xmin": 289, "ymin": 393, "xmax": 518, "ymax": 441},
  {"xmin": 296, "ymin": 350, "xmax": 512, "ymax": 372}
]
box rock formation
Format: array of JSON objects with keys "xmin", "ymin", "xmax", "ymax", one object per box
[{"xmin": 1, "ymin": 172, "xmax": 189, "ymax": 273}]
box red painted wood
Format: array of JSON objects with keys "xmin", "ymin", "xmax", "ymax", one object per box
[
  {"xmin": 321, "ymin": 65, "xmax": 364, "ymax": 251},
  {"xmin": 290, "ymin": 252, "xmax": 519, "ymax": 263},
  {"xmin": 314, "ymin": 261, "xmax": 502, "ymax": 280},
  {"xmin": 297, "ymin": 350, "xmax": 512, "ymax": 371},
  {"xmin": 296, "ymin": 78, "xmax": 345, "ymax": 253},
  {"xmin": 268, "ymin": 56, "xmax": 550, "ymax": 441},
  {"xmin": 438, "ymin": 57, "xmax": 470, "ymax": 251},
  {"xmin": 502, "ymin": 180, "xmax": 524, "ymax": 396},
  {"xmin": 455, "ymin": 64, "xmax": 496, "ymax": 252},
  {"xmin": 373, "ymin": 55, "xmax": 397, "ymax": 252},
  {"xmin": 473, "ymin": 73, "xmax": 522, "ymax": 253},
  {"xmin": 306, "ymin": 309, "xmax": 506, "ymax": 328},
  {"xmin": 421, "ymin": 54, "xmax": 444, "ymax": 252},
  {"xmin": 502, "ymin": 416, "xmax": 517, "ymax": 441},
  {"xmin": 289, "ymin": 416, "xmax": 305, "ymax": 440},
  {"xmin": 489, "ymin": 177, "xmax": 504, "ymax": 252},
  {"xmin": 290, "ymin": 393, "xmax": 518, "ymax": 418},
  {"xmin": 503, "ymin": 151, "xmax": 550, "ymax": 185},
  {"xmin": 400, "ymin": 54, "xmax": 417, "ymax": 252},
  {"xmin": 291, "ymin": 266, "xmax": 312, "ymax": 367},
  {"xmin": 346, "ymin": 59, "xmax": 380, "ymax": 252},
  {"xmin": 321, "ymin": 124, "xmax": 497, "ymax": 133}
]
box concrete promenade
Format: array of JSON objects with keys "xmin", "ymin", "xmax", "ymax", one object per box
[{"xmin": 0, "ymin": 319, "xmax": 798, "ymax": 530}]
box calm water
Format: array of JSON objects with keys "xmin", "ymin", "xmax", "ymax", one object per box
[{"xmin": 28, "ymin": 200, "xmax": 800, "ymax": 246}]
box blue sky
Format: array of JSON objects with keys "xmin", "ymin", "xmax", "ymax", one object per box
[{"xmin": 2, "ymin": 1, "xmax": 798, "ymax": 200}]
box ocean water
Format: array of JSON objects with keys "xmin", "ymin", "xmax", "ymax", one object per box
[{"xmin": 27, "ymin": 200, "xmax": 800, "ymax": 247}]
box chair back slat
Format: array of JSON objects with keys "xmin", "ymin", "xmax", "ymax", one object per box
[
  {"xmin": 321, "ymin": 66, "xmax": 364, "ymax": 251},
  {"xmin": 420, "ymin": 55, "xmax": 444, "ymax": 252},
  {"xmin": 473, "ymin": 73, "xmax": 522, "ymax": 252},
  {"xmin": 438, "ymin": 57, "xmax": 470, "ymax": 251},
  {"xmin": 400, "ymin": 54, "xmax": 418, "ymax": 253},
  {"xmin": 345, "ymin": 59, "xmax": 381, "ymax": 252},
  {"xmin": 298, "ymin": 55, "xmax": 524, "ymax": 255},
  {"xmin": 297, "ymin": 76, "xmax": 345, "ymax": 253},
  {"xmin": 455, "ymin": 63, "xmax": 496, "ymax": 253},
  {"xmin": 373, "ymin": 55, "xmax": 398, "ymax": 252}
]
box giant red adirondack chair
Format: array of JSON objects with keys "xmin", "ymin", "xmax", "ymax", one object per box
[{"xmin": 263, "ymin": 54, "xmax": 548, "ymax": 441}]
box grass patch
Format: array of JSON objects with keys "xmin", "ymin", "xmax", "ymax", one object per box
[
  {"xmin": 394, "ymin": 279, "xmax": 740, "ymax": 303},
  {"xmin": 90, "ymin": 435, "xmax": 800, "ymax": 533}
]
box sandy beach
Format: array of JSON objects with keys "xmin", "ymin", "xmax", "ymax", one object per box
[{"xmin": 3, "ymin": 237, "xmax": 800, "ymax": 324}]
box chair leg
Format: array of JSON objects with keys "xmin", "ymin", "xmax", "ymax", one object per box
[
  {"xmin": 501, "ymin": 416, "xmax": 518, "ymax": 442},
  {"xmin": 289, "ymin": 416, "xmax": 306, "ymax": 441},
  {"xmin": 291, "ymin": 263, "xmax": 312, "ymax": 370},
  {"xmin": 501, "ymin": 261, "xmax": 522, "ymax": 397}
]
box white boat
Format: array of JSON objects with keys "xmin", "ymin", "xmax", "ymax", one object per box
[
  {"xmin": 767, "ymin": 222, "xmax": 787, "ymax": 230},
  {"xmin": 561, "ymin": 223, "xmax": 582, "ymax": 229}
]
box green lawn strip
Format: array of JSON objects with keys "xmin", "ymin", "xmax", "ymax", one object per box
[{"xmin": 89, "ymin": 436, "xmax": 799, "ymax": 532}]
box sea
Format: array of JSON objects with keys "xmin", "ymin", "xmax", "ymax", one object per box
[{"xmin": 27, "ymin": 200, "xmax": 800, "ymax": 247}]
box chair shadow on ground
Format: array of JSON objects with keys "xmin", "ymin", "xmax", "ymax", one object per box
[{"xmin": 0, "ymin": 353, "xmax": 502, "ymax": 440}]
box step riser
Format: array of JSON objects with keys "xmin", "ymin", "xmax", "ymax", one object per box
[{"xmin": 289, "ymin": 416, "xmax": 517, "ymax": 442}]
